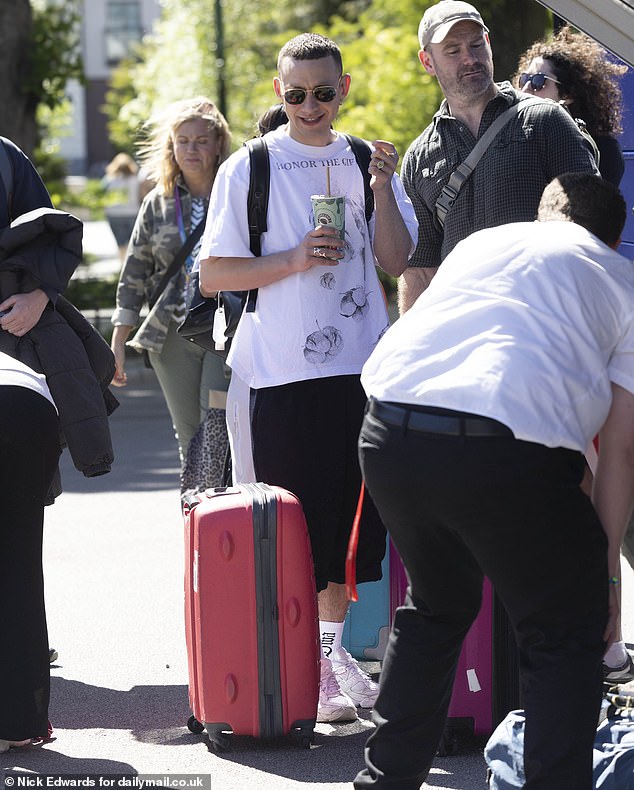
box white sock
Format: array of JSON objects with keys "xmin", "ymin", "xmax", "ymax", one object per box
[
  {"xmin": 604, "ymin": 640, "xmax": 629, "ymax": 668},
  {"xmin": 320, "ymin": 620, "xmax": 346, "ymax": 662}
]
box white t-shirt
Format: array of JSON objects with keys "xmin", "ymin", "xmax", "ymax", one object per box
[
  {"xmin": 361, "ymin": 221, "xmax": 634, "ymax": 452},
  {"xmin": 200, "ymin": 128, "xmax": 417, "ymax": 389},
  {"xmin": 0, "ymin": 351, "xmax": 56, "ymax": 409}
]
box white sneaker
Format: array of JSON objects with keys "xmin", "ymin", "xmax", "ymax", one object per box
[
  {"xmin": 317, "ymin": 657, "xmax": 358, "ymax": 722},
  {"xmin": 332, "ymin": 648, "xmax": 380, "ymax": 708}
]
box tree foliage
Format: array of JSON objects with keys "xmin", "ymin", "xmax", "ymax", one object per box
[
  {"xmin": 29, "ymin": 0, "xmax": 84, "ymax": 110},
  {"xmin": 0, "ymin": 0, "xmax": 82, "ymax": 159},
  {"xmin": 105, "ymin": 0, "xmax": 550, "ymax": 161}
]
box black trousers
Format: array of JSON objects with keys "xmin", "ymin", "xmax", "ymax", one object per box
[
  {"xmin": 251, "ymin": 376, "xmax": 386, "ymax": 592},
  {"xmin": 353, "ymin": 403, "xmax": 608, "ymax": 790},
  {"xmin": 0, "ymin": 387, "xmax": 60, "ymax": 741}
]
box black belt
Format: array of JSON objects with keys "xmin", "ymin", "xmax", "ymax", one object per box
[{"xmin": 368, "ymin": 399, "xmax": 514, "ymax": 438}]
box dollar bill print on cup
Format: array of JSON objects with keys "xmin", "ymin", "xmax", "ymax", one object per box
[{"xmin": 311, "ymin": 194, "xmax": 345, "ymax": 240}]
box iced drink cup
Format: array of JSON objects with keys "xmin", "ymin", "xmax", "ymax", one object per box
[{"xmin": 311, "ymin": 195, "xmax": 345, "ymax": 240}]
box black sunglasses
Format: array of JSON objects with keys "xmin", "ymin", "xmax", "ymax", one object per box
[
  {"xmin": 282, "ymin": 84, "xmax": 339, "ymax": 105},
  {"xmin": 518, "ymin": 72, "xmax": 562, "ymax": 91}
]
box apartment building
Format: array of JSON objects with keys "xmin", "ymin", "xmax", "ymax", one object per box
[{"xmin": 60, "ymin": 0, "xmax": 161, "ymax": 175}]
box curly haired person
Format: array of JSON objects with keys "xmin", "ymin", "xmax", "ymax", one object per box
[{"xmin": 515, "ymin": 25, "xmax": 627, "ymax": 186}]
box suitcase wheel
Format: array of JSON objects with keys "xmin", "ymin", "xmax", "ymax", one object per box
[
  {"xmin": 187, "ymin": 715, "xmax": 205, "ymax": 735},
  {"xmin": 291, "ymin": 720, "xmax": 314, "ymax": 749},
  {"xmin": 297, "ymin": 734, "xmax": 312, "ymax": 749},
  {"xmin": 207, "ymin": 731, "xmax": 231, "ymax": 752},
  {"xmin": 437, "ymin": 727, "xmax": 460, "ymax": 757},
  {"xmin": 291, "ymin": 731, "xmax": 313, "ymax": 749}
]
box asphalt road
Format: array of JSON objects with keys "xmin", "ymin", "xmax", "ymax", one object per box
[
  {"xmin": 0, "ymin": 356, "xmax": 489, "ymax": 789},
  {"xmin": 2, "ymin": 222, "xmax": 633, "ymax": 789}
]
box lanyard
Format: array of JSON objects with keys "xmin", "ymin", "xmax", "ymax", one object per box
[{"xmin": 174, "ymin": 186, "xmax": 187, "ymax": 244}]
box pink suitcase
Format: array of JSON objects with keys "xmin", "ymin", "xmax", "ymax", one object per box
[
  {"xmin": 391, "ymin": 558, "xmax": 520, "ymax": 753},
  {"xmin": 184, "ymin": 483, "xmax": 320, "ymax": 750}
]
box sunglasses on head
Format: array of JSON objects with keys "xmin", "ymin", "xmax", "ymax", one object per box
[
  {"xmin": 282, "ymin": 84, "xmax": 339, "ymax": 105},
  {"xmin": 518, "ymin": 72, "xmax": 562, "ymax": 91}
]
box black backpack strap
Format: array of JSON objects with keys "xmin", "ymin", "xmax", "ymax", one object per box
[
  {"xmin": 344, "ymin": 134, "xmax": 373, "ymax": 225},
  {"xmin": 243, "ymin": 137, "xmax": 270, "ymax": 313},
  {"xmin": 246, "ymin": 136, "xmax": 270, "ymax": 257}
]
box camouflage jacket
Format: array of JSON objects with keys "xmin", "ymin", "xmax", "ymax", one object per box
[{"xmin": 111, "ymin": 178, "xmax": 208, "ymax": 353}]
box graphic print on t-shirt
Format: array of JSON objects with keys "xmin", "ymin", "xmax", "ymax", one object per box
[
  {"xmin": 303, "ymin": 322, "xmax": 344, "ymax": 363},
  {"xmin": 320, "ymin": 272, "xmax": 336, "ymax": 290},
  {"xmin": 201, "ymin": 127, "xmax": 416, "ymax": 388},
  {"xmin": 340, "ymin": 285, "xmax": 371, "ymax": 322}
]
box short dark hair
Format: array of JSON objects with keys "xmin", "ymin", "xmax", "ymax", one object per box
[
  {"xmin": 256, "ymin": 104, "xmax": 288, "ymax": 136},
  {"xmin": 537, "ymin": 173, "xmax": 626, "ymax": 247},
  {"xmin": 277, "ymin": 33, "xmax": 343, "ymax": 73}
]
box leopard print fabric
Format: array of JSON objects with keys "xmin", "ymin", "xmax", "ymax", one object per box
[{"xmin": 180, "ymin": 407, "xmax": 229, "ymax": 501}]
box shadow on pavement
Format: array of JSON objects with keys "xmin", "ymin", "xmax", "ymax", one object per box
[
  {"xmin": 1, "ymin": 750, "xmax": 137, "ymax": 777},
  {"xmin": 199, "ymin": 721, "xmax": 486, "ymax": 787},
  {"xmin": 56, "ymin": 362, "xmax": 181, "ymax": 494},
  {"xmin": 49, "ymin": 678, "xmax": 191, "ymax": 743}
]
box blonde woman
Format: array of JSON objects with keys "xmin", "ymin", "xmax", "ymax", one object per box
[{"xmin": 111, "ymin": 97, "xmax": 231, "ymax": 474}]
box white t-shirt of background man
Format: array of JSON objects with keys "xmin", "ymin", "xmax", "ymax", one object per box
[
  {"xmin": 200, "ymin": 128, "xmax": 417, "ymax": 389},
  {"xmin": 361, "ymin": 221, "xmax": 634, "ymax": 453}
]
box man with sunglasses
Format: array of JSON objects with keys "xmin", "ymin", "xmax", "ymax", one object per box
[
  {"xmin": 199, "ymin": 33, "xmax": 417, "ymax": 723},
  {"xmin": 398, "ymin": 0, "xmax": 599, "ymax": 312}
]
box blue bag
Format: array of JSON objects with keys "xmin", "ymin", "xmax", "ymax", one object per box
[
  {"xmin": 485, "ymin": 697, "xmax": 634, "ymax": 789},
  {"xmin": 594, "ymin": 685, "xmax": 634, "ymax": 789},
  {"xmin": 484, "ymin": 710, "xmax": 526, "ymax": 789}
]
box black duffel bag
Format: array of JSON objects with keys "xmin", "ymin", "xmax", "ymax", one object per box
[{"xmin": 177, "ymin": 270, "xmax": 255, "ymax": 360}]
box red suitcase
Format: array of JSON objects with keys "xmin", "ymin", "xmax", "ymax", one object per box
[{"xmin": 184, "ymin": 483, "xmax": 320, "ymax": 750}]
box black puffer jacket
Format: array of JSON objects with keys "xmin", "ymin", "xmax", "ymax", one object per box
[{"xmin": 0, "ymin": 208, "xmax": 118, "ymax": 495}]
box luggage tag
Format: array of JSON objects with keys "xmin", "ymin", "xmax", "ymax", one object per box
[{"xmin": 212, "ymin": 295, "xmax": 227, "ymax": 352}]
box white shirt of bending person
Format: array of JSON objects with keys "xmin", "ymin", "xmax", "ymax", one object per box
[
  {"xmin": 0, "ymin": 351, "xmax": 57, "ymax": 409},
  {"xmin": 361, "ymin": 220, "xmax": 634, "ymax": 453}
]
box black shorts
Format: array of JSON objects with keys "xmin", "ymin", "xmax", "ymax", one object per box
[{"xmin": 251, "ymin": 375, "xmax": 386, "ymax": 592}]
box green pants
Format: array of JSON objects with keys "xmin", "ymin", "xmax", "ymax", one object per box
[{"xmin": 149, "ymin": 321, "xmax": 229, "ymax": 462}]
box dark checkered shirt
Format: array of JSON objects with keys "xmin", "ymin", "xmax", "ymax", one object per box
[{"xmin": 401, "ymin": 82, "xmax": 599, "ymax": 268}]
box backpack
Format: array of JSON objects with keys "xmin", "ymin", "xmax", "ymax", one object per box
[
  {"xmin": 177, "ymin": 134, "xmax": 375, "ymax": 357},
  {"xmin": 242, "ymin": 132, "xmax": 375, "ymax": 314}
]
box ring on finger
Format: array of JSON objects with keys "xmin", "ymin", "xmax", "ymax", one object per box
[
  {"xmin": 313, "ymin": 246, "xmax": 326, "ymax": 258},
  {"xmin": 376, "ymin": 159, "xmax": 385, "ymax": 170}
]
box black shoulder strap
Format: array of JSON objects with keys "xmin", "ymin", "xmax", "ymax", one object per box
[
  {"xmin": 240, "ymin": 134, "xmax": 372, "ymax": 315},
  {"xmin": 148, "ymin": 220, "xmax": 204, "ymax": 309},
  {"xmin": 246, "ymin": 137, "xmax": 270, "ymax": 257},
  {"xmin": 344, "ymin": 134, "xmax": 373, "ymax": 225},
  {"xmin": 0, "ymin": 139, "xmax": 14, "ymax": 224},
  {"xmin": 242, "ymin": 137, "xmax": 270, "ymax": 312}
]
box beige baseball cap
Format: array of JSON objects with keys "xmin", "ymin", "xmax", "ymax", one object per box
[{"xmin": 418, "ymin": 1, "xmax": 488, "ymax": 49}]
